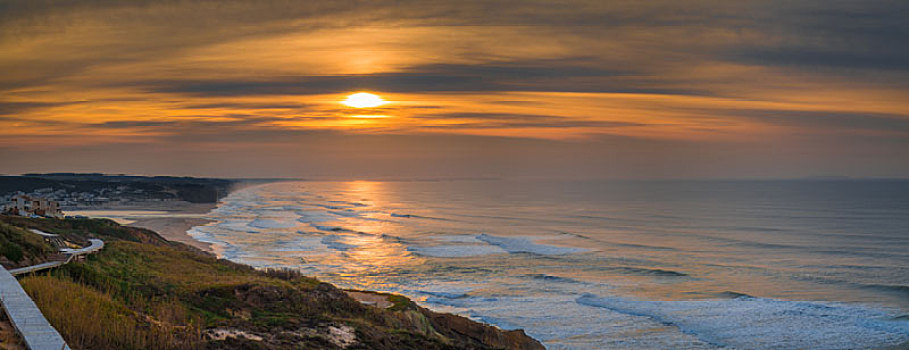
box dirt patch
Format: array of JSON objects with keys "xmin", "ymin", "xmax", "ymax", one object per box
[
  {"xmin": 345, "ymin": 291, "xmax": 393, "ymax": 308},
  {"xmin": 0, "ymin": 307, "xmax": 25, "ymax": 350}
]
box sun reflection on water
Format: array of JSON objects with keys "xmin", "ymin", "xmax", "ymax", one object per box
[{"xmin": 322, "ymin": 181, "xmax": 424, "ymax": 289}]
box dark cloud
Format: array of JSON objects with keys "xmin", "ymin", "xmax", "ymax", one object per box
[
  {"xmin": 0, "ymin": 101, "xmax": 80, "ymax": 115},
  {"xmin": 414, "ymin": 112, "xmax": 644, "ymax": 129},
  {"xmin": 139, "ymin": 61, "xmax": 701, "ymax": 96},
  {"xmin": 730, "ymin": 109, "xmax": 909, "ymax": 132},
  {"xmin": 719, "ymin": 1, "xmax": 909, "ymax": 72},
  {"xmin": 88, "ymin": 115, "xmax": 296, "ymax": 130},
  {"xmin": 181, "ymin": 102, "xmax": 311, "ymax": 110},
  {"xmin": 728, "ymin": 48, "xmax": 909, "ymax": 70}
]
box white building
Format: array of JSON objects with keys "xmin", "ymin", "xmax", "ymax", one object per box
[{"xmin": 5, "ymin": 194, "xmax": 63, "ymax": 218}]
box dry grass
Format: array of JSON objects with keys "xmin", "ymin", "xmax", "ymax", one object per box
[{"xmin": 19, "ymin": 276, "xmax": 202, "ymax": 350}]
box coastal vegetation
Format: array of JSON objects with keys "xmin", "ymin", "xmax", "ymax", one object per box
[
  {"xmin": 2, "ymin": 216, "xmax": 543, "ymax": 350},
  {"xmin": 0, "ymin": 221, "xmax": 52, "ymax": 266}
]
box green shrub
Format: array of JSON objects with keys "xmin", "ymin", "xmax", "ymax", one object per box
[{"xmin": 0, "ymin": 220, "xmax": 51, "ymax": 263}]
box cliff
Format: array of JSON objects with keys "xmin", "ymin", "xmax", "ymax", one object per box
[{"xmin": 1, "ymin": 216, "xmax": 544, "ymax": 350}]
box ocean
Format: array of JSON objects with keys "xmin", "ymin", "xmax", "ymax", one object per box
[{"xmin": 187, "ymin": 179, "xmax": 909, "ymax": 349}]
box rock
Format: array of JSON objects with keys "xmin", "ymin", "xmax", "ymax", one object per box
[{"xmin": 420, "ymin": 308, "xmax": 546, "ymax": 350}]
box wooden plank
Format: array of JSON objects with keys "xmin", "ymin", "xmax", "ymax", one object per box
[
  {"xmin": 1, "ymin": 238, "xmax": 103, "ymax": 349},
  {"xmin": 0, "ymin": 267, "xmax": 70, "ymax": 350}
]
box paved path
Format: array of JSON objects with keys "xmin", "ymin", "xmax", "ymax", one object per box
[{"xmin": 1, "ymin": 237, "xmax": 104, "ymax": 349}]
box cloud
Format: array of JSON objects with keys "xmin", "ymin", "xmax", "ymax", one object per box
[
  {"xmin": 0, "ymin": 101, "xmax": 81, "ymax": 115},
  {"xmin": 137, "ymin": 61, "xmax": 700, "ymax": 96},
  {"xmin": 412, "ymin": 113, "xmax": 644, "ymax": 129},
  {"xmin": 728, "ymin": 109, "xmax": 909, "ymax": 133},
  {"xmin": 2, "ymin": 0, "xmax": 908, "ymax": 177},
  {"xmin": 181, "ymin": 102, "xmax": 311, "ymax": 110}
]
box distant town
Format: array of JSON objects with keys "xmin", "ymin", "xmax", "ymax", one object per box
[{"xmin": 0, "ymin": 174, "xmax": 234, "ymax": 217}]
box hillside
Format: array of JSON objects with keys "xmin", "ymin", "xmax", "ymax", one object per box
[
  {"xmin": 1, "ymin": 216, "xmax": 544, "ymax": 350},
  {"xmin": 0, "ymin": 221, "xmax": 54, "ymax": 268},
  {"xmin": 0, "ymin": 174, "xmax": 233, "ymax": 205}
]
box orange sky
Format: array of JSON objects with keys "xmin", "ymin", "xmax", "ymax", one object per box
[{"xmin": 1, "ymin": 1, "xmax": 907, "ymax": 178}]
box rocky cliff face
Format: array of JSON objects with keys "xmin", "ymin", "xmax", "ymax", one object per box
[
  {"xmin": 198, "ymin": 281, "xmax": 545, "ymax": 350},
  {"xmin": 420, "ymin": 308, "xmax": 546, "ymax": 350}
]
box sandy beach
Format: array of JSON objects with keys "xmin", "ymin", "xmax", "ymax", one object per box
[{"xmin": 65, "ymin": 201, "xmax": 217, "ymax": 253}]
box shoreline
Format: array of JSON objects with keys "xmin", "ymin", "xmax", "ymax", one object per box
[{"xmin": 65, "ymin": 201, "xmax": 218, "ymax": 253}]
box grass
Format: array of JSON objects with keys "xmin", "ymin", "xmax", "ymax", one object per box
[
  {"xmin": 0, "ymin": 221, "xmax": 52, "ymax": 265},
  {"xmin": 0, "ymin": 215, "xmax": 169, "ymax": 246},
  {"xmin": 3, "ymin": 217, "xmax": 539, "ymax": 350},
  {"xmin": 19, "ymin": 276, "xmax": 201, "ymax": 350}
]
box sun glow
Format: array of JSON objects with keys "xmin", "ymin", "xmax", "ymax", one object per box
[{"xmin": 341, "ymin": 92, "xmax": 387, "ymax": 108}]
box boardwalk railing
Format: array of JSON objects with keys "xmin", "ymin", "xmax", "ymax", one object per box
[
  {"xmin": 1, "ymin": 237, "xmax": 104, "ymax": 349},
  {"xmin": 9, "ymin": 239, "xmax": 104, "ymax": 276}
]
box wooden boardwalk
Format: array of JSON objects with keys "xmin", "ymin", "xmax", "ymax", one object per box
[
  {"xmin": 0, "ymin": 267, "xmax": 70, "ymax": 350},
  {"xmin": 1, "ymin": 238, "xmax": 104, "ymax": 349},
  {"xmin": 9, "ymin": 239, "xmax": 104, "ymax": 276}
]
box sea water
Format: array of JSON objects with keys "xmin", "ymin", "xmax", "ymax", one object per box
[{"xmin": 188, "ymin": 179, "xmax": 909, "ymax": 349}]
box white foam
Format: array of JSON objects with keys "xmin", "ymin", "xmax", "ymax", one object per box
[
  {"xmin": 411, "ymin": 291, "xmax": 715, "ymax": 350},
  {"xmin": 576, "ymin": 294, "xmax": 909, "ymax": 349},
  {"xmin": 296, "ymin": 210, "xmax": 335, "ymax": 223},
  {"xmin": 433, "ymin": 235, "xmax": 483, "ymax": 243},
  {"xmin": 217, "ymin": 220, "xmax": 262, "ymax": 233},
  {"xmin": 477, "ymin": 234, "xmax": 587, "ymax": 255}
]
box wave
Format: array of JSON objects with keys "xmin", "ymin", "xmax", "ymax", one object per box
[
  {"xmin": 609, "ymin": 242, "xmax": 677, "ymax": 251},
  {"xmin": 789, "ymin": 274, "xmax": 909, "ymax": 298},
  {"xmin": 296, "ymin": 210, "xmax": 335, "ymax": 223},
  {"xmin": 526, "ymin": 274, "xmax": 582, "ymax": 284},
  {"xmin": 576, "ymin": 293, "xmax": 909, "ymax": 350},
  {"xmin": 310, "ymin": 224, "xmax": 351, "ymax": 233},
  {"xmin": 321, "ymin": 235, "xmax": 356, "ymax": 251},
  {"xmin": 438, "ymin": 235, "xmax": 481, "ymax": 243},
  {"xmin": 857, "ymin": 283, "xmax": 909, "ymax": 297},
  {"xmin": 328, "ymin": 209, "xmax": 360, "ymax": 217},
  {"xmin": 248, "ymin": 218, "xmax": 297, "ymax": 229},
  {"xmin": 419, "ymin": 290, "xmax": 469, "ymax": 299},
  {"xmin": 216, "ymin": 220, "xmax": 263, "ymax": 233},
  {"xmin": 316, "ymin": 204, "xmax": 354, "ymax": 210},
  {"xmin": 714, "ymin": 291, "xmax": 754, "ymax": 299},
  {"xmin": 390, "ymin": 212, "xmax": 448, "ymax": 221},
  {"xmin": 606, "ymin": 266, "xmax": 688, "ymax": 277},
  {"xmin": 476, "ymin": 234, "xmax": 588, "ymax": 255},
  {"xmin": 326, "ymin": 200, "xmax": 368, "ymax": 207},
  {"xmin": 407, "ymin": 245, "xmax": 507, "ymax": 258}
]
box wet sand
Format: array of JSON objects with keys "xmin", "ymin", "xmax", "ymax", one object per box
[
  {"xmin": 130, "ymin": 216, "xmax": 215, "ymax": 253},
  {"xmin": 66, "ymin": 202, "xmax": 217, "ymax": 253}
]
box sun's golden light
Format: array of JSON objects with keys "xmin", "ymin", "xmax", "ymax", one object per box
[{"xmin": 341, "ymin": 92, "xmax": 387, "ymax": 108}]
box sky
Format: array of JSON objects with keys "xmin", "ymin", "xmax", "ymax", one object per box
[{"xmin": 1, "ymin": 0, "xmax": 907, "ymax": 179}]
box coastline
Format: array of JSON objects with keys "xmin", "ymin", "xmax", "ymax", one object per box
[
  {"xmin": 65, "ymin": 201, "xmax": 217, "ymax": 253},
  {"xmin": 2, "ymin": 214, "xmax": 545, "ymax": 349},
  {"xmin": 130, "ymin": 216, "xmax": 215, "ymax": 253}
]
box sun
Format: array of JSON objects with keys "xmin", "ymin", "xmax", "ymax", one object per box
[{"xmin": 341, "ymin": 92, "xmax": 387, "ymax": 108}]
